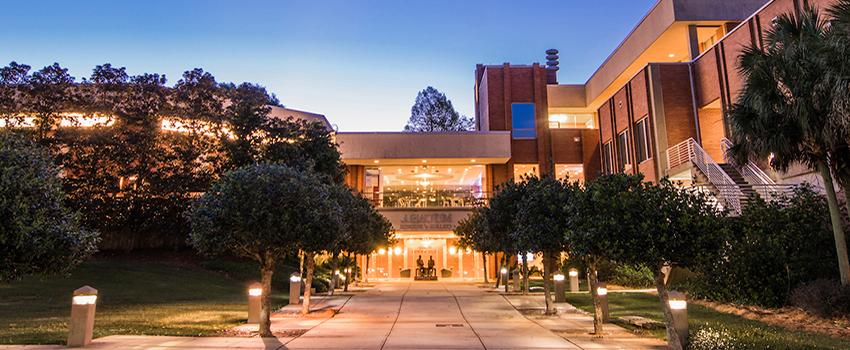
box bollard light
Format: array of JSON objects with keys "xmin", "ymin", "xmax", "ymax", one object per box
[
  {"xmin": 554, "ymin": 273, "xmax": 566, "ymax": 303},
  {"xmin": 596, "ymin": 282, "xmax": 609, "ymax": 322},
  {"xmin": 289, "ymin": 273, "xmax": 302, "ymax": 305},
  {"xmin": 568, "ymin": 268, "xmax": 580, "ymax": 293},
  {"xmin": 68, "ymin": 285, "xmax": 98, "ymax": 347},
  {"xmin": 247, "ymin": 282, "xmax": 262, "ymax": 323},
  {"xmin": 668, "ymin": 291, "xmax": 689, "ymax": 348}
]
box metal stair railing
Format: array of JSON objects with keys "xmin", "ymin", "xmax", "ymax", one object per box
[
  {"xmin": 667, "ymin": 138, "xmax": 744, "ymax": 214},
  {"xmin": 720, "ymin": 138, "xmax": 795, "ymax": 202}
]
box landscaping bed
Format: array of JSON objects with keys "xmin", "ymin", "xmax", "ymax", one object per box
[
  {"xmin": 563, "ymin": 292, "xmax": 849, "ymax": 350},
  {"xmin": 0, "ymin": 253, "xmax": 292, "ymax": 344}
]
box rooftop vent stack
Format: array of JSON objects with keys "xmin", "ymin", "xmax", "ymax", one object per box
[{"xmin": 545, "ymin": 49, "xmax": 559, "ymax": 84}]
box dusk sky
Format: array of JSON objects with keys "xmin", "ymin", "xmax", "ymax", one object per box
[{"xmin": 2, "ymin": 0, "xmax": 656, "ymax": 131}]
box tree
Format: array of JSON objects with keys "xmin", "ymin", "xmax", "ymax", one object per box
[
  {"xmin": 486, "ymin": 180, "xmax": 526, "ymax": 292},
  {"xmin": 515, "ymin": 176, "xmax": 576, "ymax": 314},
  {"xmin": 403, "ymin": 86, "xmax": 473, "ymax": 132},
  {"xmin": 727, "ymin": 5, "xmax": 850, "ymax": 285},
  {"xmin": 25, "ymin": 63, "xmax": 76, "ymax": 142},
  {"xmin": 455, "ymin": 207, "xmax": 499, "ymax": 284},
  {"xmin": 0, "ymin": 133, "xmax": 99, "ymax": 282},
  {"xmin": 186, "ymin": 164, "xmax": 341, "ymax": 336},
  {"xmin": 607, "ymin": 179, "xmax": 722, "ymax": 350},
  {"xmin": 0, "ymin": 62, "xmax": 31, "ymax": 128},
  {"xmin": 567, "ymin": 173, "xmax": 644, "ymax": 335}
]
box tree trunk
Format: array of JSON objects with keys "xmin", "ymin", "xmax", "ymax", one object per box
[
  {"xmin": 542, "ymin": 251, "xmax": 554, "ymax": 315},
  {"xmin": 522, "ymin": 253, "xmax": 529, "ymax": 295},
  {"xmin": 328, "ymin": 252, "xmax": 338, "ymax": 295},
  {"xmin": 258, "ymin": 255, "xmax": 275, "ymax": 337},
  {"xmin": 344, "ymin": 252, "xmax": 351, "ymax": 292},
  {"xmin": 503, "ymin": 251, "xmax": 510, "ymax": 293},
  {"xmin": 654, "ymin": 266, "xmax": 683, "ymax": 350},
  {"xmin": 587, "ymin": 260, "xmax": 604, "ymax": 336},
  {"xmin": 301, "ymin": 252, "xmax": 316, "ymax": 315},
  {"xmin": 494, "ymin": 253, "xmax": 501, "ymax": 288},
  {"xmin": 482, "ymin": 254, "xmax": 489, "ymax": 284},
  {"xmin": 365, "ymin": 254, "xmax": 371, "ymax": 284},
  {"xmin": 818, "ymin": 162, "xmax": 850, "ymax": 285}
]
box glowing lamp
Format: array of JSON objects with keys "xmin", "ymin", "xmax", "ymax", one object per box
[
  {"xmin": 568, "ymin": 269, "xmax": 579, "ymax": 277},
  {"xmin": 449, "ymin": 246, "xmax": 457, "ymax": 255},
  {"xmin": 248, "ymin": 287, "xmax": 263, "ymax": 297},
  {"xmin": 553, "ymin": 273, "xmax": 565, "ymax": 282},
  {"xmin": 393, "ymin": 247, "xmax": 402, "ymax": 255},
  {"xmin": 289, "ymin": 274, "xmax": 302, "ymax": 283},
  {"xmin": 668, "ymin": 291, "xmax": 687, "ymax": 310},
  {"xmin": 72, "ymin": 295, "xmax": 97, "ymax": 305},
  {"xmin": 378, "ymin": 248, "xmax": 386, "ymax": 255},
  {"xmin": 334, "ymin": 269, "xmax": 340, "ymax": 275},
  {"xmin": 500, "ymin": 267, "xmax": 508, "ymax": 275},
  {"xmin": 597, "ymin": 286, "xmax": 608, "ymax": 296}
]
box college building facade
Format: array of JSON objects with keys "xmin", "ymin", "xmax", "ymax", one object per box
[{"xmin": 339, "ymin": 0, "xmax": 837, "ymax": 281}]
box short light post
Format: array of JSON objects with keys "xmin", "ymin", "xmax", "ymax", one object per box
[
  {"xmin": 553, "ymin": 273, "xmax": 566, "ymax": 302},
  {"xmin": 512, "ymin": 268, "xmax": 520, "ymax": 291},
  {"xmin": 668, "ymin": 291, "xmax": 688, "ymax": 348},
  {"xmin": 289, "ymin": 273, "xmax": 302, "ymax": 305},
  {"xmin": 596, "ymin": 283, "xmax": 609, "ymax": 322},
  {"xmin": 568, "ymin": 269, "xmax": 579, "ymax": 293},
  {"xmin": 247, "ymin": 282, "xmax": 263, "ymax": 324},
  {"xmin": 68, "ymin": 286, "xmax": 97, "ymax": 347}
]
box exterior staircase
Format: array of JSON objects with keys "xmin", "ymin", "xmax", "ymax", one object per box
[{"xmin": 667, "ymin": 138, "xmax": 794, "ymax": 215}]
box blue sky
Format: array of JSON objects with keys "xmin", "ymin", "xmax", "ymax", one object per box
[{"xmin": 2, "ymin": 0, "xmax": 655, "ymax": 131}]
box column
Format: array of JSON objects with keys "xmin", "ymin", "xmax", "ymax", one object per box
[
  {"xmin": 387, "ymin": 250, "xmax": 393, "ymax": 279},
  {"xmin": 403, "ymin": 244, "xmax": 409, "ymax": 270},
  {"xmin": 474, "ymin": 251, "xmax": 480, "ymax": 279},
  {"xmin": 442, "ymin": 242, "xmax": 448, "ymax": 268}
]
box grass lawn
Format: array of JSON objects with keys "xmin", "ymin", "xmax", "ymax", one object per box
[
  {"xmin": 564, "ymin": 292, "xmax": 849, "ymax": 350},
  {"xmin": 0, "ymin": 255, "xmax": 293, "ymax": 345}
]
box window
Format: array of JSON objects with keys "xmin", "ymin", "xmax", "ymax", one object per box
[
  {"xmin": 513, "ymin": 164, "xmax": 539, "ymax": 182},
  {"xmin": 547, "ymin": 113, "xmax": 595, "ymax": 129},
  {"xmin": 634, "ymin": 118, "xmax": 651, "ymax": 163},
  {"xmin": 511, "ymin": 103, "xmax": 536, "ymax": 139},
  {"xmin": 617, "ymin": 130, "xmax": 630, "ymax": 172},
  {"xmin": 602, "ymin": 142, "xmax": 613, "ymax": 174}
]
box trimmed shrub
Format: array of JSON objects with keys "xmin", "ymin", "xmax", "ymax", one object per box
[
  {"xmin": 789, "ymin": 279, "xmax": 850, "ymax": 317},
  {"xmin": 688, "ymin": 186, "xmax": 841, "ymax": 307},
  {"xmin": 610, "ymin": 264, "xmax": 655, "ymax": 288}
]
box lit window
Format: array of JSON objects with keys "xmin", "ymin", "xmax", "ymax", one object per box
[
  {"xmin": 634, "ymin": 118, "xmax": 651, "ymax": 163},
  {"xmin": 513, "ymin": 164, "xmax": 538, "ymax": 182},
  {"xmin": 548, "ymin": 114, "xmax": 595, "ymax": 129},
  {"xmin": 511, "ymin": 103, "xmax": 536, "ymax": 139},
  {"xmin": 602, "ymin": 142, "xmax": 613, "ymax": 174},
  {"xmin": 617, "ymin": 130, "xmax": 630, "ymax": 172}
]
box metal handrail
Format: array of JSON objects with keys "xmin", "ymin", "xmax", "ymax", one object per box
[
  {"xmin": 359, "ymin": 191, "xmax": 489, "ymax": 209},
  {"xmin": 667, "ymin": 138, "xmax": 744, "ymax": 214},
  {"xmin": 720, "ymin": 138, "xmax": 795, "ymax": 202}
]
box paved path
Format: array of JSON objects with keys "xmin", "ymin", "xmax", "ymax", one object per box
[{"xmin": 2, "ymin": 282, "xmax": 667, "ymax": 349}]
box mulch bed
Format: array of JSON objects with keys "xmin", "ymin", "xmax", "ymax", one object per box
[{"xmin": 694, "ymin": 299, "xmax": 850, "ymax": 339}]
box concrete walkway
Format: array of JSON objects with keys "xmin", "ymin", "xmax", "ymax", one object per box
[{"xmin": 2, "ymin": 282, "xmax": 668, "ymax": 349}]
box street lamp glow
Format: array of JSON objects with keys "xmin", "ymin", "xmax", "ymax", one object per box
[
  {"xmin": 597, "ymin": 286, "xmax": 608, "ymax": 296},
  {"xmin": 72, "ymin": 295, "xmax": 97, "ymax": 305},
  {"xmin": 553, "ymin": 273, "xmax": 565, "ymax": 282},
  {"xmin": 393, "ymin": 246, "xmax": 402, "ymax": 255},
  {"xmin": 500, "ymin": 267, "xmax": 508, "ymax": 275},
  {"xmin": 449, "ymin": 246, "xmax": 457, "ymax": 255},
  {"xmin": 568, "ymin": 269, "xmax": 579, "ymax": 277},
  {"xmin": 378, "ymin": 248, "xmax": 386, "ymax": 255},
  {"xmin": 334, "ymin": 269, "xmax": 340, "ymax": 275},
  {"xmin": 669, "ymin": 299, "xmax": 687, "ymax": 310},
  {"xmin": 248, "ymin": 287, "xmax": 263, "ymax": 297}
]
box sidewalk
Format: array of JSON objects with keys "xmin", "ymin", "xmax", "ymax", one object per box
[
  {"xmin": 503, "ymin": 294, "xmax": 669, "ymax": 350},
  {"xmin": 1, "ymin": 283, "xmax": 669, "ymax": 349}
]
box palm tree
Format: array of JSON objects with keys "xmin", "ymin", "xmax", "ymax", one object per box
[
  {"xmin": 727, "ymin": 5, "xmax": 850, "ymax": 285},
  {"xmin": 825, "ymin": 0, "xmax": 850, "ymax": 214}
]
